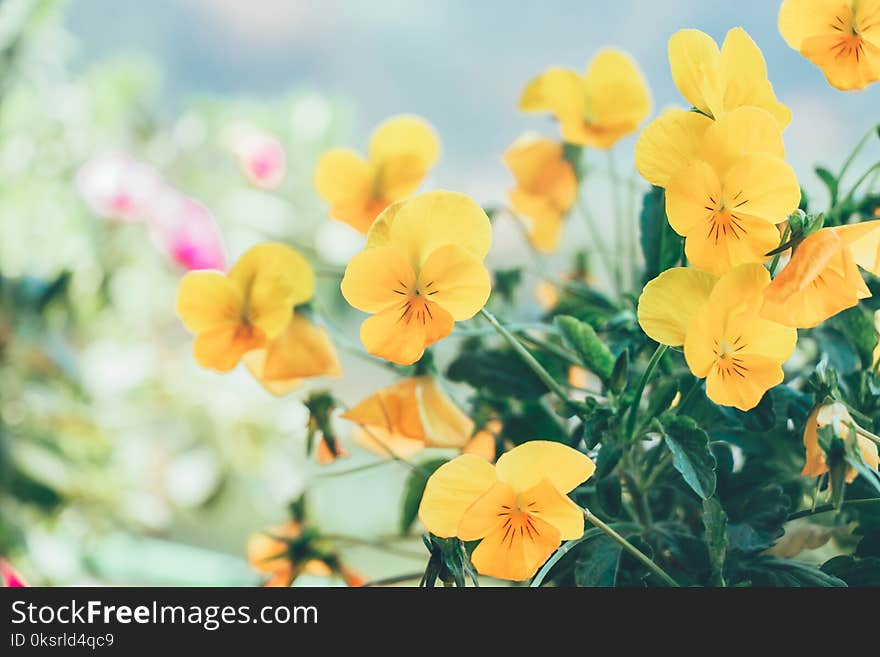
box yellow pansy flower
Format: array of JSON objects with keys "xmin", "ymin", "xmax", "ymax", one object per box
[
  {"xmin": 343, "ymin": 375, "xmax": 476, "ymax": 458},
  {"xmin": 176, "ymin": 243, "xmax": 314, "ymax": 372},
  {"xmin": 761, "ymin": 221, "xmax": 880, "ymax": 328},
  {"xmin": 635, "ymin": 106, "xmax": 800, "ymax": 276},
  {"xmin": 779, "ymin": 0, "xmax": 880, "ymax": 91},
  {"xmin": 802, "ymin": 402, "xmax": 880, "ymax": 483},
  {"xmin": 668, "ymin": 27, "xmax": 791, "ymax": 128},
  {"xmin": 639, "ymin": 265, "xmax": 797, "ymax": 411},
  {"xmin": 340, "ymin": 190, "xmax": 492, "ymax": 365},
  {"xmin": 503, "ymin": 134, "xmax": 578, "ymax": 253},
  {"xmin": 314, "ymin": 115, "xmax": 440, "ymax": 234},
  {"xmin": 418, "ymin": 441, "xmax": 595, "ymax": 581},
  {"xmin": 519, "ymin": 49, "xmax": 651, "ymax": 149},
  {"xmin": 243, "ymin": 314, "xmax": 342, "ymax": 395}
]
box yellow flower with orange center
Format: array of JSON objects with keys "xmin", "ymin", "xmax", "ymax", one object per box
[
  {"xmin": 418, "ymin": 441, "xmax": 595, "ymax": 581},
  {"xmin": 314, "ymin": 115, "xmax": 440, "ymax": 233},
  {"xmin": 639, "ymin": 264, "xmax": 797, "ymax": 411},
  {"xmin": 243, "ymin": 314, "xmax": 342, "ymax": 395},
  {"xmin": 518, "ymin": 49, "xmax": 651, "ymax": 149},
  {"xmin": 636, "ymin": 106, "xmax": 800, "ymax": 276},
  {"xmin": 668, "ymin": 27, "xmax": 791, "ymax": 128},
  {"xmin": 340, "ymin": 190, "xmax": 492, "ymax": 365},
  {"xmin": 802, "ymin": 402, "xmax": 880, "ymax": 483},
  {"xmin": 503, "ymin": 134, "xmax": 578, "ymax": 253},
  {"xmin": 780, "ymin": 0, "xmax": 880, "ymax": 91},
  {"xmin": 176, "ymin": 243, "xmax": 314, "ymax": 372},
  {"xmin": 343, "ymin": 375, "xmax": 491, "ymax": 460},
  {"xmin": 761, "ymin": 221, "xmax": 880, "ymax": 328}
]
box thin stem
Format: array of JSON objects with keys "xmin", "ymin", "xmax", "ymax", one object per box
[
  {"xmin": 838, "ymin": 161, "xmax": 880, "ymax": 210},
  {"xmin": 625, "ymin": 345, "xmax": 668, "ymax": 440},
  {"xmin": 675, "ymin": 376, "xmax": 704, "ymax": 416},
  {"xmin": 582, "ymin": 507, "xmax": 680, "ymax": 587},
  {"xmin": 479, "ymin": 308, "xmax": 572, "ymax": 407},
  {"xmin": 451, "ymin": 322, "xmax": 556, "ymax": 338},
  {"xmin": 530, "ymin": 528, "xmax": 604, "ymax": 587},
  {"xmin": 607, "ymin": 149, "xmax": 629, "ymax": 292},
  {"xmin": 838, "ymin": 124, "xmax": 878, "ymax": 185},
  {"xmin": 315, "ymin": 460, "xmax": 394, "ymax": 478},
  {"xmin": 855, "ymin": 426, "xmax": 880, "ymax": 448},
  {"xmin": 787, "ymin": 497, "xmax": 880, "ymax": 521},
  {"xmin": 768, "ymin": 223, "xmax": 792, "ymax": 276},
  {"xmin": 575, "ymin": 193, "xmax": 619, "ymax": 296}
]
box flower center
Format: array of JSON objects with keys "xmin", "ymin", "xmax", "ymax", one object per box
[
  {"xmin": 713, "ymin": 335, "xmax": 748, "ymax": 379},
  {"xmin": 498, "ymin": 500, "xmax": 542, "ymax": 545},
  {"xmin": 830, "ymin": 11, "xmax": 867, "ymax": 59},
  {"xmin": 391, "ymin": 276, "xmax": 439, "ymax": 325},
  {"xmin": 705, "ymin": 191, "xmax": 748, "ymax": 244}
]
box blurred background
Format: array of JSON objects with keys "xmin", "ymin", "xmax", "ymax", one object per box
[{"xmin": 1, "ymin": 0, "xmax": 876, "ymax": 585}]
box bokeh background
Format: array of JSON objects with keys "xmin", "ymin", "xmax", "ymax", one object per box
[{"xmin": 1, "ymin": 0, "xmax": 876, "ymax": 585}]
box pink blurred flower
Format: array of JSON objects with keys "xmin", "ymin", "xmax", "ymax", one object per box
[
  {"xmin": 149, "ymin": 190, "xmax": 227, "ymax": 271},
  {"xmin": 75, "ymin": 151, "xmax": 163, "ymax": 222},
  {"xmin": 1, "ymin": 559, "xmax": 28, "ymax": 587},
  {"xmin": 233, "ymin": 130, "xmax": 287, "ymax": 189}
]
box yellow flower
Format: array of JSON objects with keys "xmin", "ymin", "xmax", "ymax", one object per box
[
  {"xmin": 802, "ymin": 402, "xmax": 880, "ymax": 483},
  {"xmin": 343, "ymin": 375, "xmax": 475, "ymax": 458},
  {"xmin": 519, "ymin": 49, "xmax": 651, "ymax": 149},
  {"xmin": 176, "ymin": 243, "xmax": 314, "ymax": 372},
  {"xmin": 503, "ymin": 135, "xmax": 578, "ymax": 252},
  {"xmin": 639, "ymin": 264, "xmax": 797, "ymax": 411},
  {"xmin": 314, "ymin": 115, "xmax": 440, "ymax": 234},
  {"xmin": 761, "ymin": 221, "xmax": 880, "ymax": 328},
  {"xmin": 635, "ymin": 106, "xmax": 800, "ymax": 276},
  {"xmin": 418, "ymin": 441, "xmax": 595, "ymax": 581},
  {"xmin": 243, "ymin": 314, "xmax": 342, "ymax": 395},
  {"xmin": 780, "ymin": 0, "xmax": 880, "ymax": 91},
  {"xmin": 874, "ymin": 309, "xmax": 880, "ymax": 368},
  {"xmin": 668, "ymin": 27, "xmax": 791, "ymax": 128},
  {"xmin": 340, "ymin": 190, "xmax": 492, "ymax": 365}
]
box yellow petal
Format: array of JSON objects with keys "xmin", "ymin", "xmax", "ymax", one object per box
[
  {"xmin": 706, "ymin": 262, "xmax": 772, "ymax": 318},
  {"xmin": 720, "ymin": 154, "xmax": 800, "ymax": 224},
  {"xmin": 463, "ymin": 424, "xmax": 498, "ymax": 462},
  {"xmin": 418, "ymin": 454, "xmax": 498, "ymax": 538},
  {"xmin": 834, "ymin": 220, "xmax": 880, "ymax": 275},
  {"xmin": 193, "ymin": 324, "xmax": 265, "ymax": 372},
  {"xmin": 417, "ymin": 376, "xmax": 475, "ymax": 448},
  {"xmin": 457, "ymin": 481, "xmax": 517, "ymax": 541},
  {"xmin": 520, "ymin": 478, "xmax": 584, "ymax": 540},
  {"xmin": 469, "ymin": 511, "xmax": 561, "ymax": 581},
  {"xmin": 385, "ymin": 190, "xmax": 492, "ymax": 269},
  {"xmin": 779, "ymin": 0, "xmax": 847, "ymax": 50},
  {"xmin": 229, "ymin": 243, "xmax": 315, "ymax": 339},
  {"xmin": 581, "ymin": 49, "xmax": 652, "ymax": 149},
  {"xmin": 699, "ymin": 107, "xmax": 786, "ymax": 173},
  {"xmin": 637, "ymin": 267, "xmax": 717, "ymax": 347},
  {"xmin": 314, "ymin": 148, "xmax": 377, "ymax": 231},
  {"xmin": 495, "ymin": 440, "xmax": 595, "ymax": 494},
  {"xmin": 340, "ymin": 246, "xmax": 417, "ymax": 313},
  {"xmin": 359, "ymin": 300, "xmax": 454, "ymax": 365},
  {"xmin": 352, "ymin": 426, "xmax": 425, "ymax": 461},
  {"xmin": 243, "ymin": 315, "xmax": 341, "ymax": 395},
  {"xmin": 634, "ymin": 109, "xmax": 713, "ymax": 187},
  {"xmin": 703, "ymin": 352, "xmax": 786, "ymax": 411},
  {"xmin": 176, "ymin": 271, "xmax": 242, "ymax": 333},
  {"xmin": 416, "ymin": 244, "xmax": 491, "ymax": 320},
  {"xmin": 668, "ymin": 29, "xmax": 721, "ymax": 114},
  {"xmin": 510, "ymin": 189, "xmax": 566, "ymax": 253},
  {"xmin": 368, "ymin": 114, "xmax": 440, "ymax": 170},
  {"xmin": 801, "ymin": 406, "xmax": 827, "ymax": 477},
  {"xmin": 518, "ymin": 67, "xmax": 586, "ymax": 122},
  {"xmin": 665, "ymin": 159, "xmax": 722, "ymax": 237},
  {"xmin": 343, "ymin": 377, "xmax": 424, "ymax": 438}
]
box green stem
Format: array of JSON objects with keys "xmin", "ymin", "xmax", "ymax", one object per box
[
  {"xmin": 479, "ymin": 308, "xmax": 572, "ymax": 407},
  {"xmin": 452, "ymin": 322, "xmax": 557, "ymax": 338},
  {"xmin": 855, "ymin": 426, "xmax": 880, "ymax": 448},
  {"xmin": 582, "ymin": 507, "xmax": 680, "ymax": 587},
  {"xmin": 625, "ymin": 344, "xmax": 668, "ymax": 440},
  {"xmin": 530, "ymin": 528, "xmax": 603, "ymax": 587},
  {"xmin": 576, "ymin": 193, "xmax": 619, "ymax": 296},
  {"xmin": 607, "ymin": 149, "xmax": 630, "ymax": 292},
  {"xmin": 787, "ymin": 497, "xmax": 880, "ymax": 521},
  {"xmin": 768, "ymin": 223, "xmax": 792, "ymax": 276},
  {"xmin": 838, "ymin": 124, "xmax": 878, "ymax": 185},
  {"xmin": 837, "ymin": 161, "xmax": 880, "ymax": 210},
  {"xmin": 675, "ymin": 377, "xmax": 704, "ymax": 415}
]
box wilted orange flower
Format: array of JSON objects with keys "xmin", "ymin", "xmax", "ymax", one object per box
[
  {"xmin": 419, "ymin": 441, "xmax": 595, "ymax": 581},
  {"xmin": 343, "ymin": 375, "xmax": 481, "ymax": 458},
  {"xmin": 761, "ymin": 221, "xmax": 880, "ymax": 328},
  {"xmin": 668, "ymin": 27, "xmax": 791, "ymax": 128},
  {"xmin": 503, "ymin": 135, "xmax": 578, "ymax": 252},
  {"xmin": 802, "ymin": 402, "xmax": 880, "ymax": 483},
  {"xmin": 636, "ymin": 106, "xmax": 799, "ymax": 275},
  {"xmin": 314, "ymin": 115, "xmax": 440, "ymax": 233},
  {"xmin": 243, "ymin": 314, "xmax": 342, "ymax": 395},
  {"xmin": 780, "ymin": 0, "xmax": 880, "ymax": 91},
  {"xmin": 519, "ymin": 49, "xmax": 651, "ymax": 149},
  {"xmin": 340, "ymin": 191, "xmax": 492, "ymax": 365},
  {"xmin": 315, "ymin": 436, "xmax": 349, "ymax": 465},
  {"xmin": 176, "ymin": 243, "xmax": 315, "ymax": 371}
]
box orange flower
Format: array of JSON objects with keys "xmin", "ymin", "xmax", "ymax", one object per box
[
  {"xmin": 315, "ymin": 436, "xmax": 349, "ymax": 465},
  {"xmin": 802, "ymin": 402, "xmax": 880, "ymax": 483}
]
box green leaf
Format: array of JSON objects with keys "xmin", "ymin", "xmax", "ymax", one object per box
[
  {"xmin": 659, "ymin": 414, "xmax": 717, "ymax": 499},
  {"xmin": 703, "ymin": 497, "xmax": 727, "ymax": 587},
  {"xmin": 596, "ymin": 476, "xmax": 622, "ymax": 518},
  {"xmin": 822, "ymin": 555, "xmax": 880, "ymax": 587},
  {"xmin": 815, "ymin": 166, "xmax": 839, "ymax": 205},
  {"xmin": 575, "ymin": 534, "xmax": 621, "ymax": 586},
  {"xmin": 399, "ymin": 459, "xmax": 448, "ymax": 534},
  {"xmin": 639, "ymin": 186, "xmax": 682, "ymax": 282},
  {"xmin": 814, "ymin": 326, "xmax": 860, "ymax": 374},
  {"xmin": 554, "ymin": 315, "xmax": 615, "ymax": 381},
  {"xmin": 447, "ymin": 348, "xmax": 553, "ymax": 400},
  {"xmin": 829, "ymin": 306, "xmax": 877, "ymax": 370},
  {"xmin": 609, "ymin": 349, "xmax": 629, "ymax": 394},
  {"xmin": 595, "ymin": 444, "xmax": 623, "ymax": 479}
]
